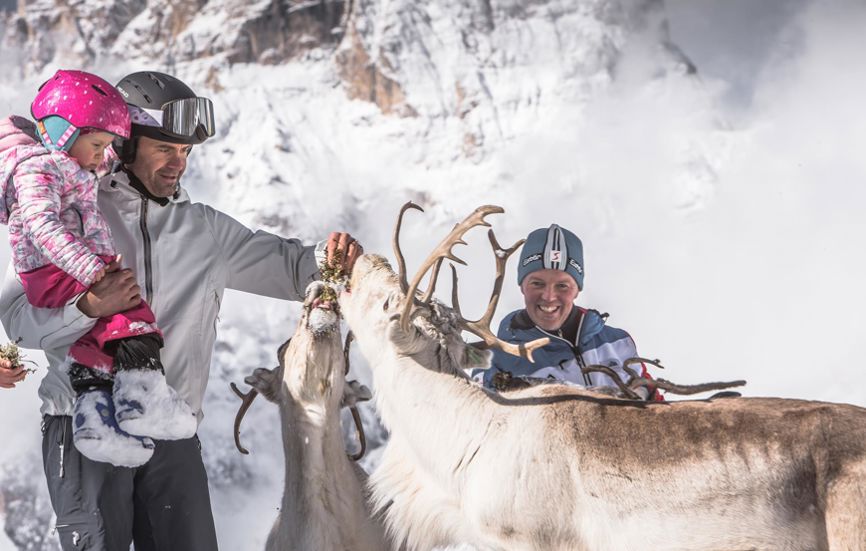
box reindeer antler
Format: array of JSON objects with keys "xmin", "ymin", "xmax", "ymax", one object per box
[
  {"xmin": 343, "ymin": 331, "xmax": 354, "ymax": 376},
  {"xmin": 399, "ymin": 205, "xmax": 504, "ymax": 330},
  {"xmin": 343, "ymin": 331, "xmax": 368, "ymax": 461},
  {"xmin": 450, "ymin": 230, "xmax": 550, "ymax": 362},
  {"xmin": 348, "ymin": 406, "xmax": 367, "ymax": 461},
  {"xmin": 393, "ymin": 204, "xmax": 549, "ymax": 361},
  {"xmin": 393, "ymin": 201, "xmax": 424, "ymax": 293},
  {"xmin": 582, "ymin": 358, "xmax": 746, "ymax": 401},
  {"xmin": 230, "ymin": 382, "xmax": 258, "ymax": 455},
  {"xmin": 622, "ymin": 364, "xmax": 746, "ymax": 397},
  {"xmin": 581, "ymin": 364, "xmax": 644, "ymax": 400}
]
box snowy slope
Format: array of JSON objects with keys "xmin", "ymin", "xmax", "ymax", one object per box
[{"xmin": 1, "ymin": 0, "xmax": 865, "ymax": 549}]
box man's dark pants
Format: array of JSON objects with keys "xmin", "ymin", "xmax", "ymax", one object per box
[{"xmin": 42, "ymin": 415, "xmax": 219, "ymax": 550}]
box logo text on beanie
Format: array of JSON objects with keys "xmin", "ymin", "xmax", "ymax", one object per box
[
  {"xmin": 569, "ymin": 259, "xmax": 583, "ymax": 274},
  {"xmin": 549, "ymin": 251, "xmax": 561, "ymax": 263},
  {"xmin": 522, "ymin": 254, "xmax": 541, "ymax": 266}
]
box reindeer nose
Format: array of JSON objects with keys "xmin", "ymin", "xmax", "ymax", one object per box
[{"xmin": 311, "ymin": 297, "xmax": 335, "ymax": 311}]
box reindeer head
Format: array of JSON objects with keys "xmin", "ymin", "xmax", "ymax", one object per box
[
  {"xmin": 339, "ymin": 203, "xmax": 549, "ymax": 376},
  {"xmin": 275, "ymin": 281, "xmax": 346, "ymax": 408},
  {"xmin": 233, "ymin": 281, "xmax": 371, "ymax": 456}
]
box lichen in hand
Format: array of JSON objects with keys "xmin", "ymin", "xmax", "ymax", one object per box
[{"xmin": 0, "ymin": 341, "xmax": 36, "ymax": 374}]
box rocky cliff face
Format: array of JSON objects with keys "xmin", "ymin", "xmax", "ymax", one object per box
[
  {"xmin": 334, "ymin": 0, "xmax": 696, "ymax": 158},
  {"xmin": 3, "ymin": 0, "xmax": 697, "ymax": 166},
  {"xmin": 337, "ymin": 0, "xmax": 667, "ymax": 114},
  {"xmin": 4, "ymin": 0, "xmax": 689, "ymax": 112},
  {"xmin": 3, "ymin": 0, "xmax": 348, "ymax": 72}
]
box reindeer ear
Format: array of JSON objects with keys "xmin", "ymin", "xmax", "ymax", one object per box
[
  {"xmin": 386, "ymin": 316, "xmax": 429, "ymax": 355},
  {"xmin": 459, "ymin": 344, "xmax": 492, "ymax": 370},
  {"xmin": 341, "ymin": 379, "xmax": 372, "ymax": 408},
  {"xmin": 244, "ymin": 367, "xmax": 282, "ymax": 403},
  {"xmin": 276, "ymin": 338, "xmax": 291, "ymax": 367}
]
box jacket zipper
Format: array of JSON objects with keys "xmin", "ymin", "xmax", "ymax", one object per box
[
  {"xmin": 535, "ymin": 314, "xmax": 592, "ymax": 386},
  {"xmin": 572, "ymin": 312, "xmax": 591, "ymax": 386},
  {"xmin": 138, "ymin": 197, "xmax": 153, "ymax": 303}
]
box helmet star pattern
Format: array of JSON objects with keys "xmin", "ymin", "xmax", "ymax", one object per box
[{"xmin": 31, "ymin": 70, "xmax": 131, "ymax": 140}]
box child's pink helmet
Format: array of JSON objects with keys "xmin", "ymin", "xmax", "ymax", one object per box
[{"xmin": 30, "ymin": 70, "xmax": 131, "ymax": 150}]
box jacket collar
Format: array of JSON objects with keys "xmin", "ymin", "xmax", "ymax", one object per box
[
  {"xmin": 100, "ymin": 166, "xmax": 190, "ymax": 204},
  {"xmin": 509, "ymin": 305, "xmax": 607, "ymax": 348}
]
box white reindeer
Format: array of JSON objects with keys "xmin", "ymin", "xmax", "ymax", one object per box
[
  {"xmin": 338, "ymin": 203, "xmax": 866, "ymax": 551},
  {"xmin": 233, "ymin": 281, "xmax": 387, "ymax": 551}
]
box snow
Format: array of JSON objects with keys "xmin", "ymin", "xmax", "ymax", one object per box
[
  {"xmin": 1, "ymin": 0, "xmax": 866, "ymax": 549},
  {"xmin": 307, "ymin": 307, "xmax": 340, "ymax": 335}
]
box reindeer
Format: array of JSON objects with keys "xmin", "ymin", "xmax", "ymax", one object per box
[
  {"xmin": 337, "ymin": 203, "xmax": 866, "ymax": 551},
  {"xmin": 232, "ymin": 281, "xmax": 387, "ymax": 551}
]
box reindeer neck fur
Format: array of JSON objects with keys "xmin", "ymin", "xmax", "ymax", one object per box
[
  {"xmin": 376, "ymin": 340, "xmax": 500, "ymax": 461},
  {"xmin": 342, "ymin": 267, "xmax": 501, "ymax": 474},
  {"xmin": 267, "ymin": 316, "xmax": 382, "ymax": 551},
  {"xmin": 343, "ymin": 256, "xmax": 561, "ymax": 548}
]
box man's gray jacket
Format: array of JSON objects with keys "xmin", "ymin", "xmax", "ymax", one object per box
[{"xmin": 0, "ymin": 170, "xmax": 320, "ymax": 421}]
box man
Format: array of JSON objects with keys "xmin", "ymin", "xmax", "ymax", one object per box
[
  {"xmin": 0, "ymin": 71, "xmax": 362, "ymax": 550},
  {"xmin": 479, "ymin": 224, "xmax": 659, "ymax": 400}
]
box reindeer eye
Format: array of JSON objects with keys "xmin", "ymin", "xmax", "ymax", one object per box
[{"xmin": 383, "ymin": 297, "xmax": 390, "ymax": 311}]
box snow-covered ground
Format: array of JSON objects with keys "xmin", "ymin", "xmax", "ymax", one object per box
[{"xmin": 1, "ymin": 0, "xmax": 865, "ymax": 549}]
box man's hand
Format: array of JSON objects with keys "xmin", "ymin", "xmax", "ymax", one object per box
[
  {"xmin": 77, "ymin": 259, "xmax": 142, "ymax": 318},
  {"xmin": 0, "ymin": 358, "xmax": 26, "ymax": 389},
  {"xmin": 324, "ymin": 232, "xmax": 364, "ymax": 277}
]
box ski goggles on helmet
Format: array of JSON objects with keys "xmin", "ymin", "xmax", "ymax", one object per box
[{"xmin": 130, "ymin": 97, "xmax": 215, "ymax": 141}]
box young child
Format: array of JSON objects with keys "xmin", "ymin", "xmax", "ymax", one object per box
[{"xmin": 0, "ymin": 70, "xmax": 196, "ymax": 467}]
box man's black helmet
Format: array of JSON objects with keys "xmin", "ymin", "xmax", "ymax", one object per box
[{"xmin": 114, "ymin": 71, "xmax": 215, "ymax": 162}]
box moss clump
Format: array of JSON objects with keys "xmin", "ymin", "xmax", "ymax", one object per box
[
  {"xmin": 0, "ymin": 342, "xmax": 23, "ymax": 368},
  {"xmin": 319, "ymin": 284, "xmax": 338, "ymax": 304},
  {"xmin": 0, "ymin": 342, "xmax": 36, "ymax": 374},
  {"xmin": 321, "ymin": 247, "xmax": 347, "ymax": 284}
]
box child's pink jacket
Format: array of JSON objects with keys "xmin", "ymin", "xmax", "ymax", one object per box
[{"xmin": 0, "ymin": 115, "xmax": 114, "ymax": 287}]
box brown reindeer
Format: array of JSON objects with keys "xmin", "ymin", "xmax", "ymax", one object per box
[{"xmin": 337, "ymin": 203, "xmax": 866, "ymax": 551}]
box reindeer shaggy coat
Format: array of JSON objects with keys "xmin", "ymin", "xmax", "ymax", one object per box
[{"xmin": 340, "ymin": 253, "xmax": 866, "ymax": 551}]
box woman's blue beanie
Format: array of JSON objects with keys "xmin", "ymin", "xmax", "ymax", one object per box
[{"xmin": 517, "ymin": 224, "xmax": 584, "ymax": 289}]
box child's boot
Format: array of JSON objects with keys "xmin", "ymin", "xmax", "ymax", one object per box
[
  {"xmin": 69, "ymin": 364, "xmax": 154, "ymax": 467},
  {"xmin": 112, "ymin": 334, "xmax": 197, "ymax": 440}
]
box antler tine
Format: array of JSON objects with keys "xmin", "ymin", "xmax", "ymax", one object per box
[
  {"xmin": 475, "ymin": 230, "xmax": 524, "ymax": 330},
  {"xmin": 581, "ymin": 364, "xmax": 644, "ymax": 400},
  {"xmin": 633, "ymin": 378, "xmax": 746, "ymax": 395},
  {"xmin": 421, "ymin": 258, "xmax": 444, "ymax": 302},
  {"xmin": 450, "ymin": 263, "xmax": 461, "ymax": 315},
  {"xmin": 348, "ymin": 406, "xmax": 367, "ymax": 461},
  {"xmin": 400, "ymin": 205, "xmax": 504, "ymax": 330},
  {"xmin": 343, "ymin": 331, "xmax": 354, "ymax": 376},
  {"xmin": 448, "ymin": 231, "xmax": 549, "ymax": 362},
  {"xmin": 393, "ymin": 201, "xmax": 424, "ymax": 293},
  {"xmin": 624, "ymin": 357, "xmax": 665, "ymax": 370},
  {"xmin": 230, "ymin": 382, "xmax": 258, "ymax": 455}
]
